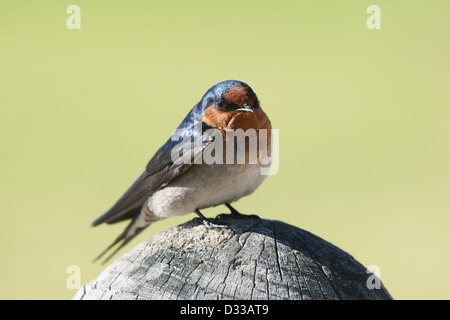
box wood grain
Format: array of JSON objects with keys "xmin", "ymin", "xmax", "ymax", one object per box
[{"xmin": 74, "ymin": 214, "xmax": 392, "ymax": 300}]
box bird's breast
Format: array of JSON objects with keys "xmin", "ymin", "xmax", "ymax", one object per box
[{"xmin": 146, "ymin": 163, "xmax": 267, "ymax": 219}]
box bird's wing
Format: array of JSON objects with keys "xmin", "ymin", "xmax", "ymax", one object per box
[{"xmin": 92, "ymin": 124, "xmax": 216, "ymax": 226}]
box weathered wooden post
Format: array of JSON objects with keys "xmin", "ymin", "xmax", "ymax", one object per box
[{"xmin": 74, "ymin": 214, "xmax": 392, "ymax": 300}]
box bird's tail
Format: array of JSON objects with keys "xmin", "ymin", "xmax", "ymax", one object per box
[{"xmin": 93, "ymin": 219, "xmax": 148, "ymax": 264}]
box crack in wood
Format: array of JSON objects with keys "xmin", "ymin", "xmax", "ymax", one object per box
[{"xmin": 75, "ymin": 214, "xmax": 393, "ymax": 300}]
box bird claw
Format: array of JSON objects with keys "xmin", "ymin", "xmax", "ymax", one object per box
[{"xmin": 202, "ymin": 219, "xmax": 230, "ymax": 229}]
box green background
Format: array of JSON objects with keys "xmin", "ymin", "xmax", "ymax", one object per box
[{"xmin": 1, "ymin": 1, "xmax": 449, "ymax": 300}]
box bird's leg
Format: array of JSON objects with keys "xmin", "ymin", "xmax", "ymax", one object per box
[
  {"xmin": 223, "ymin": 203, "xmax": 261, "ymax": 221},
  {"xmin": 195, "ymin": 208, "xmax": 208, "ymax": 221},
  {"xmin": 215, "ymin": 203, "xmax": 243, "ymax": 220},
  {"xmin": 195, "ymin": 208, "xmax": 229, "ymax": 228},
  {"xmin": 225, "ymin": 203, "xmax": 243, "ymax": 216}
]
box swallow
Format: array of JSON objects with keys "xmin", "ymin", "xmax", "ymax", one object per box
[{"xmin": 92, "ymin": 80, "xmax": 272, "ymax": 262}]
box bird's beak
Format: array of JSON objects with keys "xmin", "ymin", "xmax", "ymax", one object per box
[{"xmin": 235, "ymin": 105, "xmax": 253, "ymax": 113}]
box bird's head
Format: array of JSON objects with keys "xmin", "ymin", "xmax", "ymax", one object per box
[
  {"xmin": 201, "ymin": 80, "xmax": 260, "ymax": 113},
  {"xmin": 200, "ymin": 80, "xmax": 268, "ymax": 132}
]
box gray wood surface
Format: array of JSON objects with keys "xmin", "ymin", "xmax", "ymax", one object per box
[{"xmin": 74, "ymin": 214, "xmax": 392, "ymax": 300}]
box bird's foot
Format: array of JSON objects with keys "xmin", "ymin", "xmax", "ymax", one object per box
[
  {"xmin": 195, "ymin": 208, "xmax": 230, "ymax": 229},
  {"xmin": 215, "ymin": 203, "xmax": 261, "ymax": 221},
  {"xmin": 202, "ymin": 219, "xmax": 230, "ymax": 229}
]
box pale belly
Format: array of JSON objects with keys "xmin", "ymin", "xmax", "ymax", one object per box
[{"xmin": 145, "ymin": 163, "xmax": 267, "ymax": 219}]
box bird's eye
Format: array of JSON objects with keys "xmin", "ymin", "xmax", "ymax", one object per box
[{"xmin": 217, "ymin": 99, "xmax": 234, "ymax": 111}]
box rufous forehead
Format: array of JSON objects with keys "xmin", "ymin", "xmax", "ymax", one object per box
[{"xmin": 223, "ymin": 86, "xmax": 257, "ymax": 106}]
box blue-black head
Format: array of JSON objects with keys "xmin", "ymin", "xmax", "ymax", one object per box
[{"xmin": 200, "ymin": 80, "xmax": 260, "ymax": 113}]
